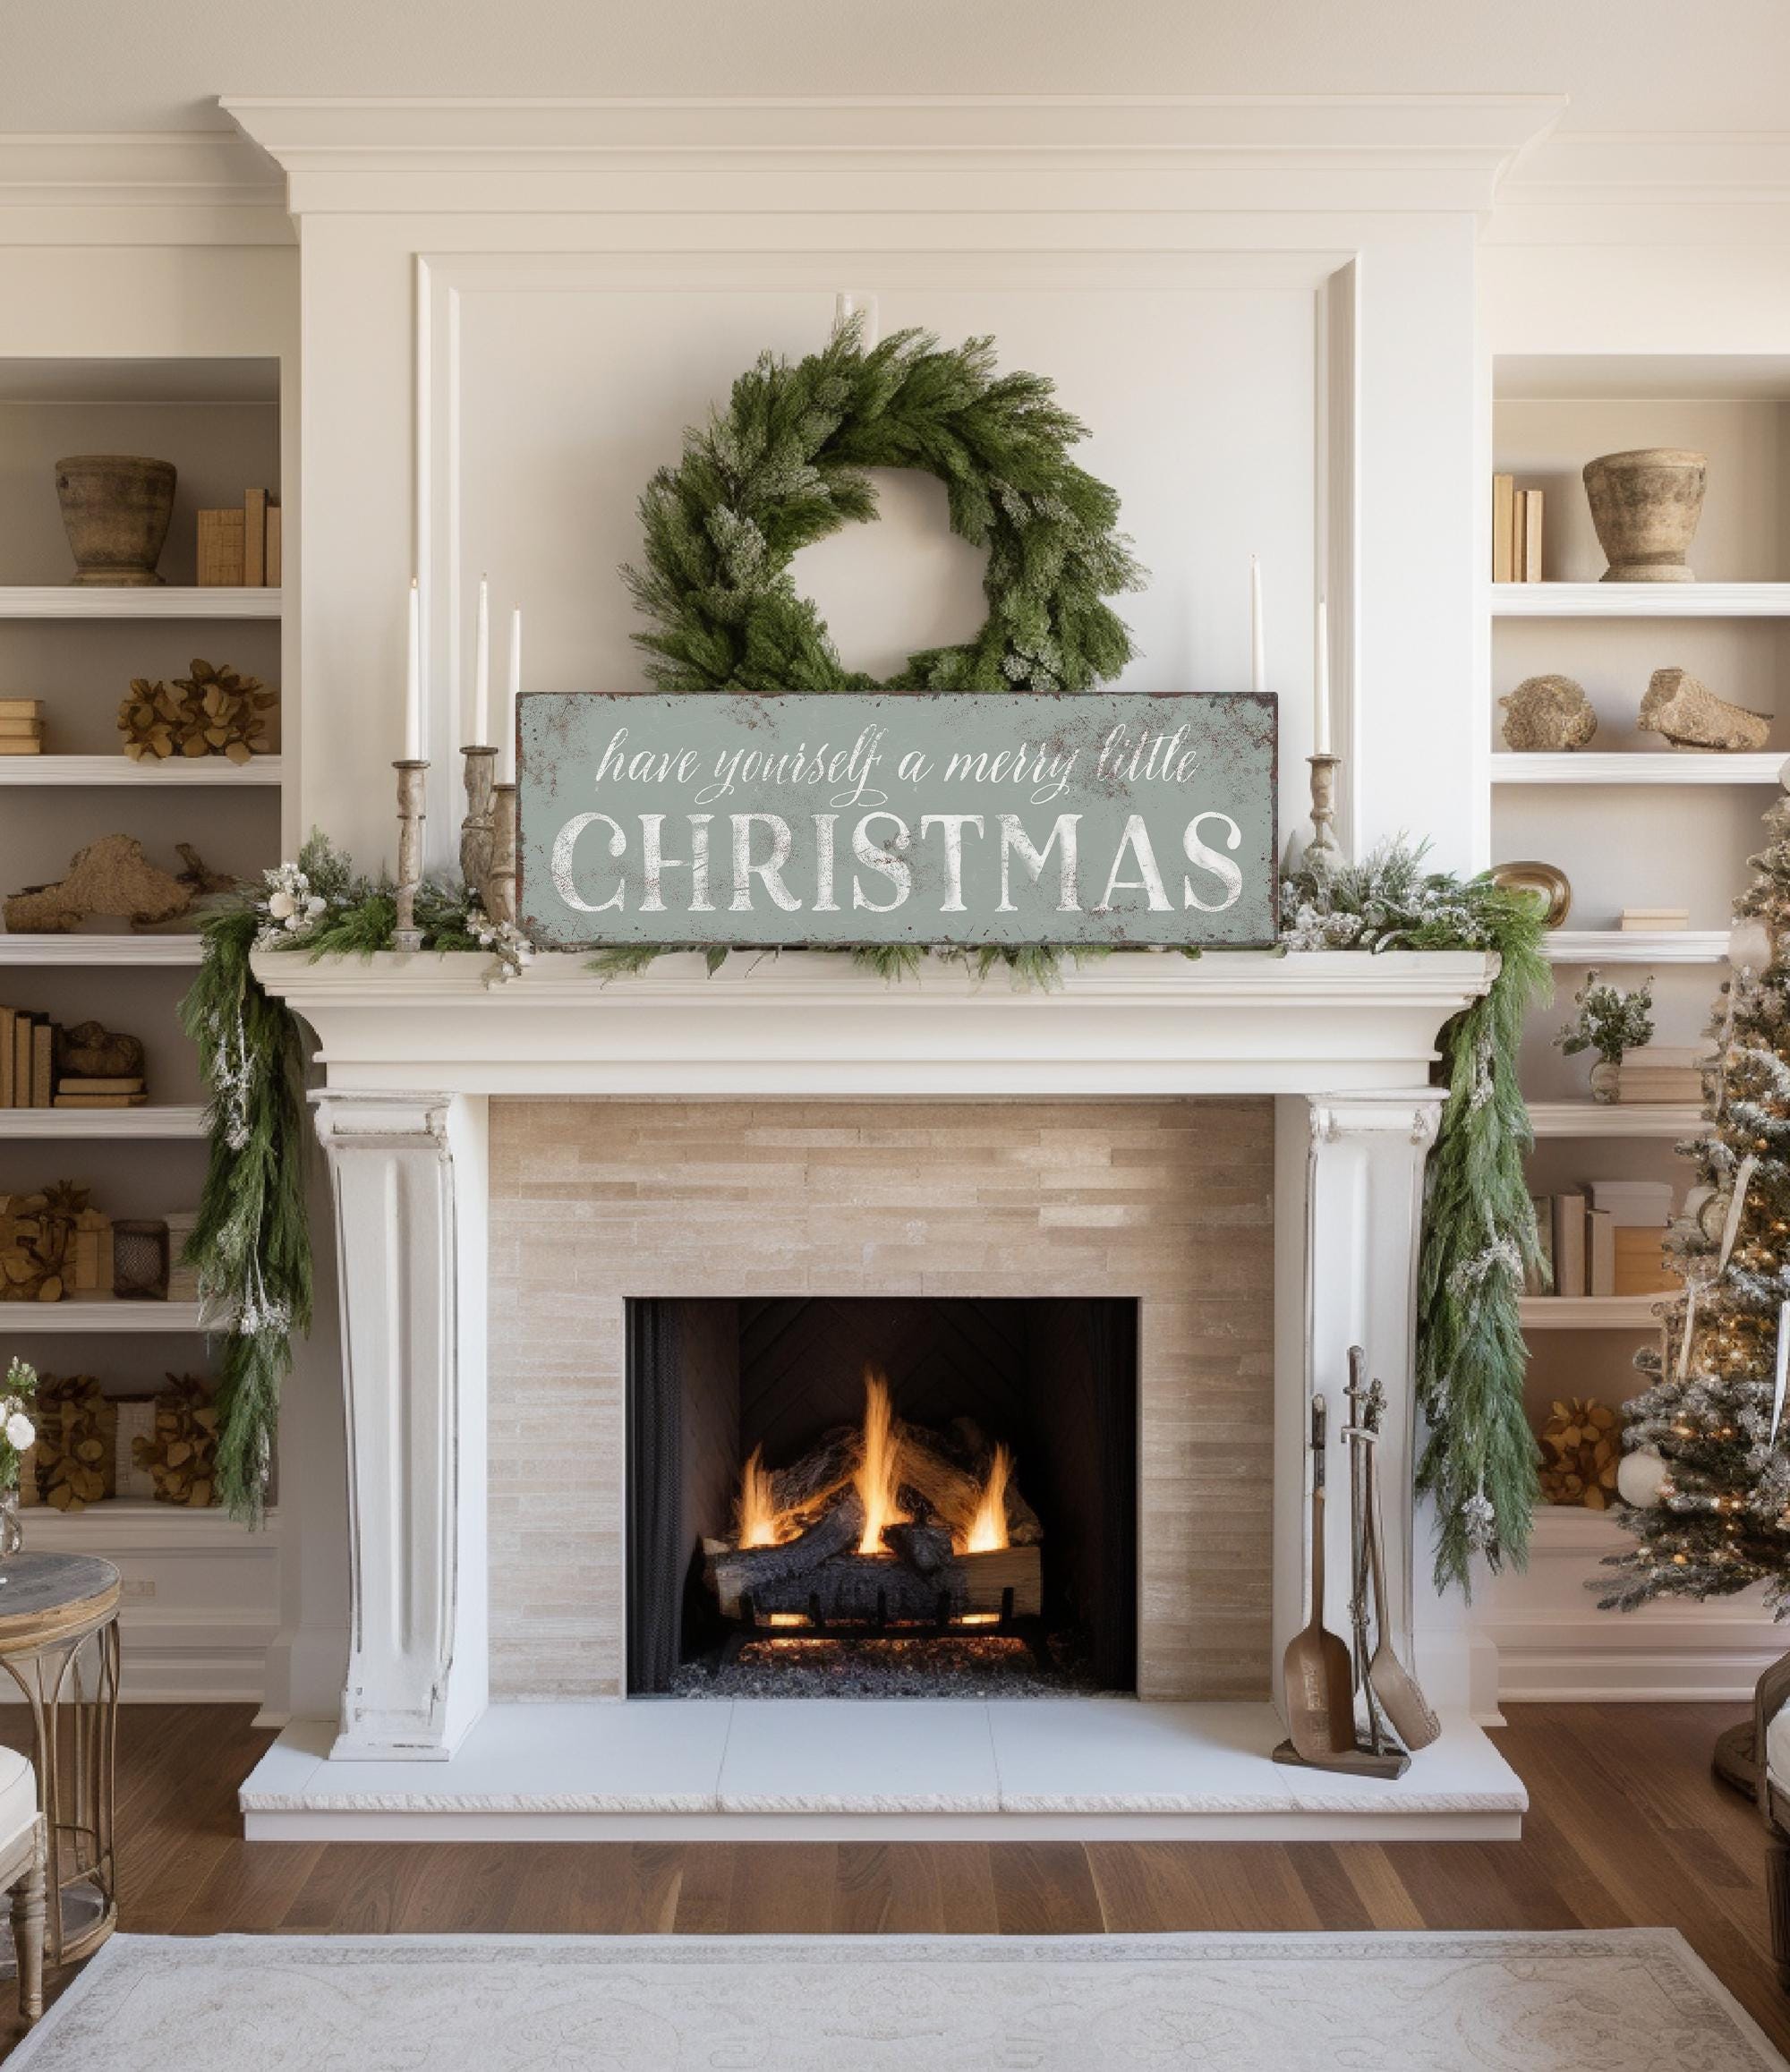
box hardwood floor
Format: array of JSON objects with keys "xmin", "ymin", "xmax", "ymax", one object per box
[{"xmin": 1, "ymin": 1701, "xmax": 1785, "ymax": 2059}]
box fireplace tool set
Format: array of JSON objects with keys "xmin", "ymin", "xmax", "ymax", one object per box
[{"xmin": 1276, "ymin": 1346, "xmax": 1441, "ymax": 1778}]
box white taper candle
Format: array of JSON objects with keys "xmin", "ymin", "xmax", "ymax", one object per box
[
  {"xmin": 473, "ymin": 574, "xmax": 490, "ymax": 746},
  {"xmin": 404, "ymin": 577, "xmax": 421, "ymax": 760},
  {"xmin": 504, "ymin": 607, "xmax": 522, "ymax": 782},
  {"xmin": 1249, "ymin": 556, "xmax": 1265, "ymax": 697},
  {"xmin": 1314, "ymin": 595, "xmax": 1331, "ymax": 756}
]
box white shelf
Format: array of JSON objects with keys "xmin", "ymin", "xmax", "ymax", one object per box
[
  {"xmin": 1493, "ymin": 583, "xmax": 1790, "ymax": 618},
  {"xmin": 0, "ymin": 1105, "xmax": 206, "ymax": 1138},
  {"xmin": 1521, "ymin": 1295, "xmax": 1668, "ymax": 1329},
  {"xmin": 0, "ymin": 1298, "xmax": 207, "ymax": 1334},
  {"xmin": 1527, "ymin": 1102, "xmax": 1707, "ymax": 1138},
  {"xmin": 1529, "ymin": 1505, "xmax": 1634, "ymax": 1550},
  {"xmin": 0, "ymin": 934, "xmax": 202, "ymax": 967},
  {"xmin": 16, "ymin": 1501, "xmax": 281, "ymax": 1554},
  {"xmin": 0, "ymin": 754, "xmax": 281, "ymax": 788},
  {"xmin": 1492, "ymin": 752, "xmax": 1786, "ymax": 787},
  {"xmin": 1543, "ymin": 931, "xmax": 1728, "ymax": 964},
  {"xmin": 0, "ymin": 587, "xmax": 280, "ymax": 621}
]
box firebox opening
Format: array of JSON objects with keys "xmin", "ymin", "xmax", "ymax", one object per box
[{"xmin": 625, "ymin": 1296, "xmax": 1139, "ymax": 1698}]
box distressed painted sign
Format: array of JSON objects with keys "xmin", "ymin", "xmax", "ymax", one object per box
[{"xmin": 516, "ymin": 690, "xmax": 1278, "ymax": 950}]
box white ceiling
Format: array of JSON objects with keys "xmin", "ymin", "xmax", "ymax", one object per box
[{"xmin": 1, "ymin": 0, "xmax": 1785, "ymax": 136}]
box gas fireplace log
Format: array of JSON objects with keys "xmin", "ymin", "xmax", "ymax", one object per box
[
  {"xmin": 950, "ymin": 1418, "xmax": 1044, "ymax": 1545},
  {"xmin": 712, "ymin": 1488, "xmax": 867, "ymax": 1620},
  {"xmin": 884, "ymin": 1522, "xmax": 956, "ymax": 1577},
  {"xmin": 899, "ymin": 1423, "xmax": 1044, "ymax": 1548},
  {"xmin": 749, "ymin": 1552, "xmax": 968, "ymax": 1625},
  {"xmin": 767, "ymin": 1428, "xmax": 858, "ymax": 1519}
]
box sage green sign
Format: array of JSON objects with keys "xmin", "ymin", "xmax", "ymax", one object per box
[{"xmin": 517, "ymin": 690, "xmax": 1278, "ymax": 950}]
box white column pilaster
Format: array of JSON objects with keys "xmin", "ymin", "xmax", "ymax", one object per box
[
  {"xmin": 313, "ymin": 1087, "xmax": 489, "ymax": 1759},
  {"xmin": 1274, "ymin": 1090, "xmax": 1451, "ymax": 1718}
]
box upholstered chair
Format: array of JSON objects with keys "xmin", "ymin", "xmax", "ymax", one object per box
[{"xmin": 0, "ymin": 1746, "xmax": 46, "ymax": 2025}]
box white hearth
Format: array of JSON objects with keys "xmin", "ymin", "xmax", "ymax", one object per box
[{"xmin": 239, "ymin": 947, "xmax": 1525, "ymax": 1840}]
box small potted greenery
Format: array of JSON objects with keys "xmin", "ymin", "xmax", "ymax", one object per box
[{"xmin": 1555, "ymin": 969, "xmax": 1656, "ymax": 1103}]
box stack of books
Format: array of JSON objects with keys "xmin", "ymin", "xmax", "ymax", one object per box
[
  {"xmin": 0, "ymin": 698, "xmax": 44, "ymax": 756},
  {"xmin": 1619, "ymin": 907, "xmax": 1689, "ymax": 932},
  {"xmin": 1529, "ymin": 1181, "xmax": 1678, "ymax": 1298},
  {"xmin": 1616, "ymin": 1045, "xmax": 1709, "ymax": 1104},
  {"xmin": 0, "ymin": 1009, "xmax": 148, "ymax": 1109},
  {"xmin": 198, "ymin": 487, "xmax": 281, "ymax": 587},
  {"xmin": 1493, "ymin": 475, "xmax": 1545, "ymax": 584}
]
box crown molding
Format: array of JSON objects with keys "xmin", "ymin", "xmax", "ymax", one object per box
[
  {"xmin": 221, "ymin": 94, "xmax": 1567, "ymax": 218},
  {"xmin": 1487, "ymin": 130, "xmax": 1790, "ymax": 244},
  {"xmin": 0, "ymin": 131, "xmax": 291, "ymax": 245}
]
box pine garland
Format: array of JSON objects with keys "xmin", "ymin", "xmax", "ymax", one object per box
[
  {"xmin": 624, "ymin": 316, "xmax": 1143, "ymax": 696},
  {"xmin": 1282, "ymin": 844, "xmax": 1551, "ymax": 1591}
]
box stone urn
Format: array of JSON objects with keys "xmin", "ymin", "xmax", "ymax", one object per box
[
  {"xmin": 53, "ymin": 454, "xmax": 177, "ymax": 587},
  {"xmin": 1581, "ymin": 448, "xmax": 1706, "ymax": 584}
]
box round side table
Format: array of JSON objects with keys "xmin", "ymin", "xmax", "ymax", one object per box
[{"xmin": 0, "ymin": 1553, "xmax": 120, "ymax": 1968}]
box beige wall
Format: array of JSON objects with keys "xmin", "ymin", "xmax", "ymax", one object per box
[{"xmin": 488, "ymin": 1096, "xmax": 1275, "ymax": 1701}]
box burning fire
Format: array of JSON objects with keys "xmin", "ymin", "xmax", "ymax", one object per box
[
  {"xmin": 854, "ymin": 1369, "xmax": 910, "ymax": 1555},
  {"xmin": 964, "ymin": 1441, "xmax": 1013, "ymax": 1554},
  {"xmin": 735, "ymin": 1443, "xmax": 788, "ymax": 1549}
]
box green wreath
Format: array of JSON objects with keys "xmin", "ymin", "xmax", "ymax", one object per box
[{"xmin": 624, "ymin": 318, "xmax": 1144, "ymax": 696}]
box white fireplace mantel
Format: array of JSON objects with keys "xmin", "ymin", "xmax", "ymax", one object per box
[
  {"xmin": 255, "ymin": 947, "xmax": 1497, "ymax": 1096},
  {"xmin": 252, "ymin": 944, "xmax": 1500, "ymax": 1795}
]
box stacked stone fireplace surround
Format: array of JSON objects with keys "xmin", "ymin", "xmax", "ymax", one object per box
[{"xmin": 488, "ymin": 1096, "xmax": 1275, "ymax": 1703}]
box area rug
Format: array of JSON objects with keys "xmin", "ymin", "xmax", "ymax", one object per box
[{"xmin": 10, "ymin": 1929, "xmax": 1783, "ymax": 2070}]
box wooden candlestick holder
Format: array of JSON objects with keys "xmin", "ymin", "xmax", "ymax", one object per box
[
  {"xmin": 460, "ymin": 745, "xmax": 498, "ymax": 899},
  {"xmin": 393, "ymin": 758, "xmax": 427, "ymax": 950},
  {"xmin": 1307, "ymin": 752, "xmax": 1342, "ymax": 864},
  {"xmin": 487, "ymin": 781, "xmax": 517, "ymax": 928}
]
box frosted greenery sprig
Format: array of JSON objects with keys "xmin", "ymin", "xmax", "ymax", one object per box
[
  {"xmin": 1556, "ymin": 968, "xmax": 1655, "ymax": 1065},
  {"xmin": 0, "ymin": 1360, "xmax": 36, "ymax": 1495}
]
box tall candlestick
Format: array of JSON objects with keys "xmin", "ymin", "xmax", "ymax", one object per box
[
  {"xmin": 405, "ymin": 577, "xmax": 422, "ymax": 761},
  {"xmin": 472, "ymin": 574, "xmax": 490, "ymax": 746},
  {"xmin": 503, "ymin": 606, "xmax": 522, "ymax": 781},
  {"xmin": 1249, "ymin": 556, "xmax": 1265, "ymax": 697},
  {"xmin": 1314, "ymin": 595, "xmax": 1331, "ymax": 757}
]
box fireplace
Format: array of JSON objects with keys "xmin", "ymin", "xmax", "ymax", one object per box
[{"xmin": 625, "ymin": 1297, "xmax": 1139, "ymax": 1696}]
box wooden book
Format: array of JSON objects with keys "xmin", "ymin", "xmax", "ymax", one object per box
[
  {"xmin": 30, "ymin": 1019, "xmax": 53, "ymax": 1109},
  {"xmin": 1492, "ymin": 474, "xmax": 1515, "ymax": 584},
  {"xmin": 1614, "ymin": 1226, "xmax": 1678, "ymax": 1297},
  {"xmin": 1588, "ymin": 1207, "xmax": 1615, "ymax": 1297},
  {"xmin": 0, "ymin": 1009, "xmax": 13, "ymax": 1107},
  {"xmin": 0, "ymin": 718, "xmax": 43, "ymax": 738},
  {"xmin": 1522, "ymin": 489, "xmax": 1545, "ymax": 582},
  {"xmin": 265, "ymin": 501, "xmax": 282, "ymax": 585},
  {"xmin": 53, "ymin": 1094, "xmax": 147, "ymax": 1109},
  {"xmin": 243, "ymin": 488, "xmax": 268, "ymax": 587},
  {"xmin": 0, "ymin": 741, "xmax": 43, "ymax": 756},
  {"xmin": 11, "ymin": 1017, "xmax": 30, "ymax": 1109},
  {"xmin": 197, "ymin": 509, "xmax": 246, "ymax": 587},
  {"xmin": 56, "ymin": 1076, "xmax": 146, "ymax": 1096},
  {"xmin": 1552, "ymin": 1192, "xmax": 1588, "ymax": 1298},
  {"xmin": 1512, "ymin": 493, "xmax": 1528, "ymax": 586},
  {"xmin": 0, "ymin": 699, "xmax": 42, "ymax": 720}
]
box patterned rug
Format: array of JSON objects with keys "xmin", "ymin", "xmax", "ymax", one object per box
[{"xmin": 11, "ymin": 1929, "xmax": 1784, "ymax": 2069}]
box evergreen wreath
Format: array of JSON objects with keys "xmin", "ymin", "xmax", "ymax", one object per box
[{"xmin": 624, "ymin": 316, "xmax": 1143, "ymax": 697}]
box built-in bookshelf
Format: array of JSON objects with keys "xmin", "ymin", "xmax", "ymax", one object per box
[
  {"xmin": 0, "ymin": 353, "xmax": 285, "ymax": 1545},
  {"xmin": 1492, "ymin": 352, "xmax": 1790, "ymax": 1607}
]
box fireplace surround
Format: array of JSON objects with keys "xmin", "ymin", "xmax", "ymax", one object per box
[{"xmin": 237, "ymin": 947, "xmax": 1527, "ymax": 1840}]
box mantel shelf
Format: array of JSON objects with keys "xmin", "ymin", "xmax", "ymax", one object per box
[
  {"xmin": 1492, "ymin": 583, "xmax": 1790, "ymax": 618},
  {"xmin": 0, "ymin": 587, "xmax": 281, "ymax": 620}
]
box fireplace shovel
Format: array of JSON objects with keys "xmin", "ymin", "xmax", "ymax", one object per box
[
  {"xmin": 1277, "ymin": 1395, "xmax": 1356, "ymax": 1763},
  {"xmin": 1354, "ymin": 1385, "xmax": 1441, "ymax": 1754}
]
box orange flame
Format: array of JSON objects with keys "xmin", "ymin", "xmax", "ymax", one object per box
[
  {"xmin": 853, "ymin": 1369, "xmax": 910, "ymax": 1555},
  {"xmin": 735, "ymin": 1443, "xmax": 785, "ymax": 1548},
  {"xmin": 965, "ymin": 1442, "xmax": 1013, "ymax": 1554}
]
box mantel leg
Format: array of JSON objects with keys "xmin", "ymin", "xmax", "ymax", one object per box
[{"xmin": 313, "ymin": 1089, "xmax": 489, "ymax": 1760}]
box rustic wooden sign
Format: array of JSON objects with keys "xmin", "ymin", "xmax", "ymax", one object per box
[{"xmin": 516, "ymin": 690, "xmax": 1277, "ymax": 951}]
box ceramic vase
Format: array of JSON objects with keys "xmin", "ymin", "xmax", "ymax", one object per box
[
  {"xmin": 1581, "ymin": 448, "xmax": 1706, "ymax": 584},
  {"xmin": 1590, "ymin": 1059, "xmax": 1622, "ymax": 1104},
  {"xmin": 0, "ymin": 1489, "xmax": 22, "ymax": 1559},
  {"xmin": 54, "ymin": 454, "xmax": 177, "ymax": 587}
]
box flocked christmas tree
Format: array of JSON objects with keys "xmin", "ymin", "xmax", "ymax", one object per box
[{"xmin": 1603, "ymin": 780, "xmax": 1790, "ymax": 1612}]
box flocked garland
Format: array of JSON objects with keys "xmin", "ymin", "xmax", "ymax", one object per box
[
  {"xmin": 183, "ymin": 835, "xmax": 1547, "ymax": 1588},
  {"xmin": 624, "ymin": 316, "xmax": 1143, "ymax": 697}
]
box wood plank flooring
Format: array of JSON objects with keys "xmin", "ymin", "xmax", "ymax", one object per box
[{"xmin": 0, "ymin": 1701, "xmax": 1784, "ymax": 2059}]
